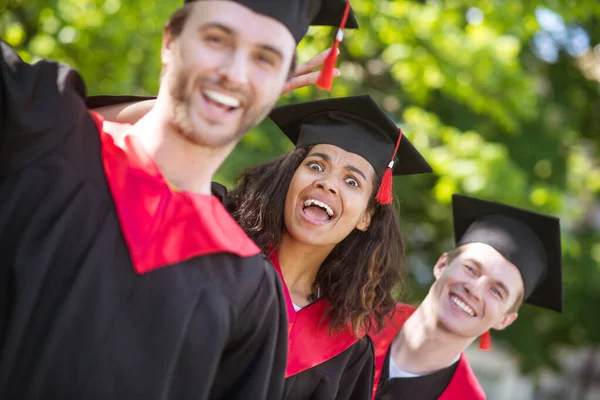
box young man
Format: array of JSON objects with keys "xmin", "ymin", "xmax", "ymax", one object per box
[
  {"xmin": 0, "ymin": 1, "xmax": 354, "ymax": 399},
  {"xmin": 371, "ymin": 194, "xmax": 563, "ymax": 400}
]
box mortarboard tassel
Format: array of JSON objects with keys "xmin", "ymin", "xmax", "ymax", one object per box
[
  {"xmin": 479, "ymin": 330, "xmax": 493, "ymax": 351},
  {"xmin": 375, "ymin": 129, "xmax": 403, "ymax": 204},
  {"xmin": 316, "ymin": 0, "xmax": 351, "ymax": 91}
]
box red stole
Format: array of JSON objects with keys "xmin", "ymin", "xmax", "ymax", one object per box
[
  {"xmin": 88, "ymin": 111, "xmax": 260, "ymax": 275},
  {"xmin": 269, "ymin": 252, "xmax": 361, "ymax": 377},
  {"xmin": 370, "ymin": 303, "xmax": 486, "ymax": 400}
]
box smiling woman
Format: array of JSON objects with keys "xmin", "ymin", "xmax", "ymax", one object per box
[{"xmin": 229, "ymin": 95, "xmax": 433, "ymax": 400}]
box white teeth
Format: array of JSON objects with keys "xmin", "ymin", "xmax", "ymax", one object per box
[
  {"xmin": 451, "ymin": 295, "xmax": 475, "ymax": 317},
  {"xmin": 203, "ymin": 89, "xmax": 240, "ymax": 108},
  {"xmin": 303, "ymin": 199, "xmax": 334, "ymax": 218}
]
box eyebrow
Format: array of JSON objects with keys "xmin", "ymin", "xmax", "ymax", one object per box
[
  {"xmin": 199, "ymin": 23, "xmax": 284, "ymax": 62},
  {"xmin": 199, "ymin": 23, "xmax": 234, "ymax": 35},
  {"xmin": 307, "ymin": 152, "xmax": 368, "ymax": 182},
  {"xmin": 465, "ymin": 258, "xmax": 511, "ymax": 298},
  {"xmin": 257, "ymin": 44, "xmax": 284, "ymax": 63}
]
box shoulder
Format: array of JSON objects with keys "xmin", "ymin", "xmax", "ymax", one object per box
[
  {"xmin": 441, "ymin": 354, "xmax": 486, "ymax": 400},
  {"xmin": 346, "ymin": 335, "xmax": 375, "ymax": 366},
  {"xmin": 394, "ymin": 302, "xmax": 416, "ymax": 315},
  {"xmin": 357, "ymin": 335, "xmax": 374, "ymax": 351},
  {"xmin": 210, "ymin": 252, "xmax": 280, "ymax": 306},
  {"xmin": 370, "ymin": 302, "xmax": 416, "ymax": 340}
]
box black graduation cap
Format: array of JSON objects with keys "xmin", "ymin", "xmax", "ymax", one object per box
[
  {"xmin": 183, "ymin": 0, "xmax": 358, "ymax": 43},
  {"xmin": 269, "ymin": 95, "xmax": 433, "ymax": 204},
  {"xmin": 452, "ymin": 194, "xmax": 563, "ymax": 313}
]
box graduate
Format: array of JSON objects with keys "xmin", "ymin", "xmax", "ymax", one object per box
[
  {"xmin": 371, "ymin": 194, "xmax": 563, "ymax": 400},
  {"xmin": 227, "ymin": 95, "xmax": 433, "ymax": 399},
  {"xmin": 0, "ymin": 1, "xmax": 354, "ymax": 398}
]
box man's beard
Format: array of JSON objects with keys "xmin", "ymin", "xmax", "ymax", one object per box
[{"xmin": 167, "ymin": 67, "xmax": 276, "ymax": 149}]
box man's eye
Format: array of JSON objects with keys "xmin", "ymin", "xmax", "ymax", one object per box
[
  {"xmin": 205, "ymin": 35, "xmax": 225, "ymax": 45},
  {"xmin": 257, "ymin": 54, "xmax": 276, "ymax": 66}
]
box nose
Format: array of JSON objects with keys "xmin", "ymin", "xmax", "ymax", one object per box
[
  {"xmin": 463, "ymin": 279, "xmax": 484, "ymax": 302},
  {"xmin": 217, "ymin": 49, "xmax": 249, "ymax": 88},
  {"xmin": 314, "ymin": 179, "xmax": 338, "ymax": 196}
]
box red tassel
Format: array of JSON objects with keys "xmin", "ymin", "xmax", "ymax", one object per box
[
  {"xmin": 316, "ymin": 1, "xmax": 351, "ymax": 91},
  {"xmin": 479, "ymin": 330, "xmax": 492, "ymax": 351},
  {"xmin": 375, "ymin": 129, "xmax": 403, "ymax": 205},
  {"xmin": 316, "ymin": 44, "xmax": 340, "ymax": 91},
  {"xmin": 375, "ymin": 166, "xmax": 394, "ymax": 204}
]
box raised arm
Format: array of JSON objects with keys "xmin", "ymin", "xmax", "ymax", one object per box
[{"xmin": 85, "ymin": 95, "xmax": 155, "ymax": 125}]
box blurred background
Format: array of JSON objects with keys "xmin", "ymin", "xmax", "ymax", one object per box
[{"xmin": 1, "ymin": 0, "xmax": 599, "ymax": 398}]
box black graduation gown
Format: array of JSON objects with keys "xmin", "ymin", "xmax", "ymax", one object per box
[
  {"xmin": 283, "ymin": 336, "xmax": 374, "ymax": 400},
  {"xmin": 269, "ymin": 252, "xmax": 375, "ymax": 400},
  {"xmin": 375, "ymin": 350, "xmax": 457, "ymax": 400},
  {"xmin": 0, "ymin": 41, "xmax": 287, "ymax": 400}
]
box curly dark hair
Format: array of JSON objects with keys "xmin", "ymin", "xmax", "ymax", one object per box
[{"xmin": 230, "ymin": 147, "xmax": 407, "ymax": 336}]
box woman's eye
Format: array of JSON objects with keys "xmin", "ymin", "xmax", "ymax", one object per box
[
  {"xmin": 464, "ymin": 265, "xmax": 475, "ymax": 274},
  {"xmin": 492, "ymin": 288, "xmax": 503, "ymax": 299},
  {"xmin": 308, "ymin": 162, "xmax": 323, "ymax": 172},
  {"xmin": 345, "ymin": 177, "xmax": 359, "ymax": 187}
]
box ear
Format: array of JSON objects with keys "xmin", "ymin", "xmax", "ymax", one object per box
[
  {"xmin": 492, "ymin": 312, "xmax": 518, "ymax": 331},
  {"xmin": 161, "ymin": 25, "xmax": 176, "ymax": 67},
  {"xmin": 433, "ymin": 252, "xmax": 449, "ymax": 279},
  {"xmin": 356, "ymin": 209, "xmax": 374, "ymax": 232}
]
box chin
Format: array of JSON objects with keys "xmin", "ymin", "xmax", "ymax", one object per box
[
  {"xmin": 437, "ymin": 314, "xmax": 482, "ymax": 338},
  {"xmin": 290, "ymin": 230, "xmax": 324, "ymax": 246},
  {"xmin": 182, "ymin": 121, "xmax": 240, "ymax": 149},
  {"xmin": 286, "ymin": 224, "xmax": 333, "ymax": 248}
]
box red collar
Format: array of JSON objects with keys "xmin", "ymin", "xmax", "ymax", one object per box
[
  {"xmin": 89, "ymin": 111, "xmax": 260, "ymax": 274},
  {"xmin": 370, "ymin": 303, "xmax": 416, "ymax": 398},
  {"xmin": 269, "ymin": 251, "xmax": 360, "ymax": 377},
  {"xmin": 369, "ymin": 303, "xmax": 486, "ymax": 400},
  {"xmin": 439, "ymin": 354, "xmax": 486, "ymax": 400}
]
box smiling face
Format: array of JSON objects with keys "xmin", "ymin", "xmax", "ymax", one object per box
[
  {"xmin": 428, "ymin": 243, "xmax": 525, "ymax": 339},
  {"xmin": 283, "ymin": 144, "xmax": 377, "ymax": 248},
  {"xmin": 160, "ymin": 1, "xmax": 296, "ymax": 148}
]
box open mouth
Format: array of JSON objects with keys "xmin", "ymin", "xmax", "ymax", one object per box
[
  {"xmin": 302, "ymin": 198, "xmax": 335, "ymax": 221},
  {"xmin": 202, "ymin": 89, "xmax": 241, "ymax": 112},
  {"xmin": 450, "ymin": 294, "xmax": 477, "ymax": 317}
]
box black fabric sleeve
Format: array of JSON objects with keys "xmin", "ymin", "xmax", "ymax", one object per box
[
  {"xmin": 335, "ymin": 336, "xmax": 376, "ymax": 400},
  {"xmin": 0, "ymin": 41, "xmax": 88, "ymax": 174},
  {"xmin": 160, "ymin": 257, "xmax": 287, "ymax": 400},
  {"xmin": 223, "ymin": 258, "xmax": 288, "ymax": 400}
]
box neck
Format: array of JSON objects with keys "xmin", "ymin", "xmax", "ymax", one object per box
[
  {"xmin": 128, "ymin": 98, "xmax": 235, "ymax": 194},
  {"xmin": 277, "ymin": 232, "xmax": 336, "ymax": 306},
  {"xmin": 391, "ymin": 296, "xmax": 473, "ymax": 375}
]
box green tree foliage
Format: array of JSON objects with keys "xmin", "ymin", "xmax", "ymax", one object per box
[{"xmin": 2, "ymin": 0, "xmax": 599, "ymax": 378}]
